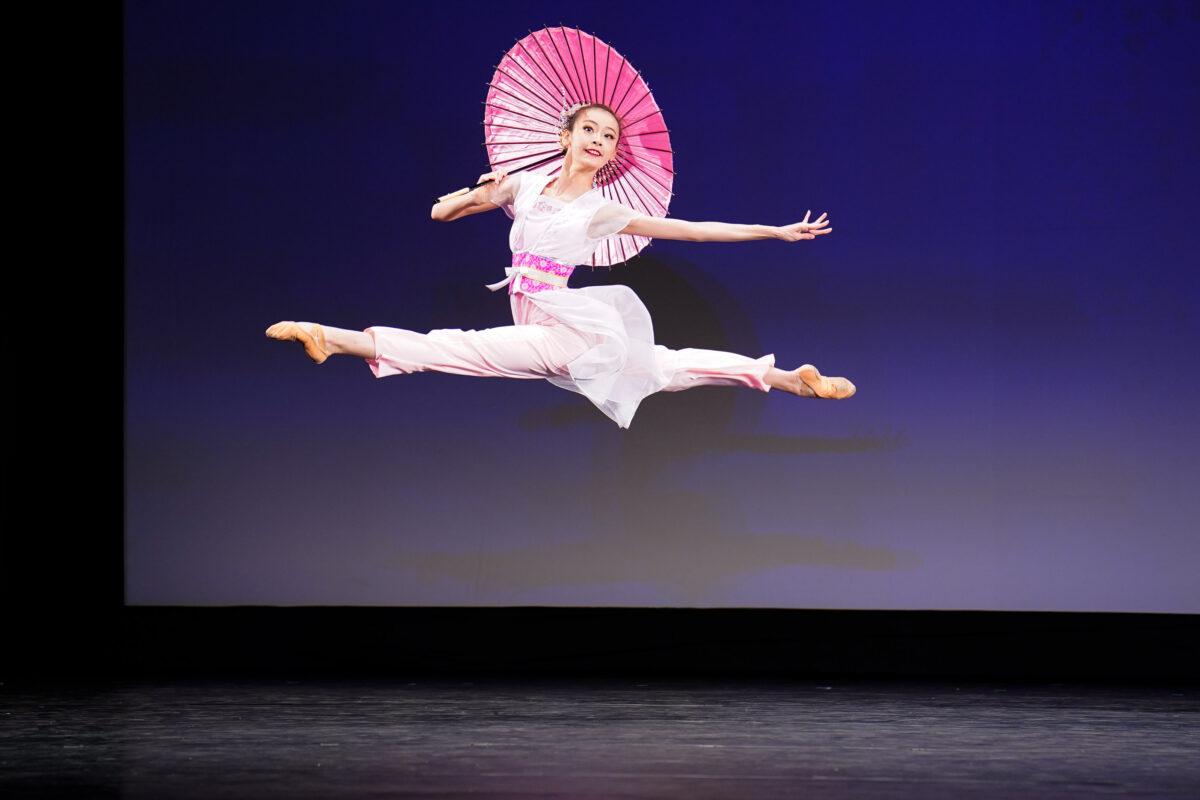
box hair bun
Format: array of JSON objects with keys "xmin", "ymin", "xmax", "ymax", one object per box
[{"xmin": 558, "ymin": 101, "xmax": 587, "ymax": 131}]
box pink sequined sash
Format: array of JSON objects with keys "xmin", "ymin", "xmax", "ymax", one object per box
[{"xmin": 484, "ymin": 251, "xmax": 576, "ymax": 296}]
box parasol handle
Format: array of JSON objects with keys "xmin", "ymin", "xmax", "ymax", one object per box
[
  {"xmin": 436, "ymin": 186, "xmax": 477, "ymax": 203},
  {"xmin": 435, "ymin": 151, "xmax": 565, "ymax": 203}
]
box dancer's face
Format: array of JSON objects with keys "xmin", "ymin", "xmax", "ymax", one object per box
[{"xmin": 562, "ymin": 109, "xmax": 619, "ymax": 170}]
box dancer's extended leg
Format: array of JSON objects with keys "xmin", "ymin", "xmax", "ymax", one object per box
[
  {"xmin": 655, "ymin": 344, "xmax": 855, "ymax": 399},
  {"xmin": 361, "ymin": 323, "xmax": 591, "ymax": 380},
  {"xmin": 267, "ymin": 319, "xmax": 591, "ymax": 379},
  {"xmin": 655, "ymin": 345, "xmax": 777, "ymax": 393}
]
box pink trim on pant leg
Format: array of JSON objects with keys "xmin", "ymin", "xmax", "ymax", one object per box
[
  {"xmin": 361, "ymin": 327, "xmax": 408, "ymax": 378},
  {"xmin": 661, "ymin": 349, "xmax": 777, "ymax": 393},
  {"xmin": 363, "ymin": 326, "xmax": 454, "ymax": 378},
  {"xmin": 756, "ymin": 353, "xmax": 776, "ymax": 392}
]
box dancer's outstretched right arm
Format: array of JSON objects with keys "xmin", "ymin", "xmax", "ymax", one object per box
[{"xmin": 432, "ymin": 170, "xmax": 513, "ymax": 222}]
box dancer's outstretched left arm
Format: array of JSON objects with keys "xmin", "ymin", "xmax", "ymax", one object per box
[{"xmin": 620, "ymin": 211, "xmax": 831, "ymax": 243}]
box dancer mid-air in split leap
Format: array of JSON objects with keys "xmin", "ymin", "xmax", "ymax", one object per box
[{"xmin": 267, "ymin": 102, "xmax": 855, "ymax": 429}]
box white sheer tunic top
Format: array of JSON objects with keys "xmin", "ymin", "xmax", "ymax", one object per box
[
  {"xmin": 477, "ymin": 170, "xmax": 683, "ymax": 429},
  {"xmin": 493, "ymin": 171, "xmax": 641, "ymax": 267}
]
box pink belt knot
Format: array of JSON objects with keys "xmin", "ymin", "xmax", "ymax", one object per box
[{"xmin": 485, "ymin": 251, "xmax": 576, "ymax": 296}]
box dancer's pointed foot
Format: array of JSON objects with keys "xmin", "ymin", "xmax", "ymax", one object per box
[
  {"xmin": 780, "ymin": 369, "xmax": 817, "ymax": 397},
  {"xmin": 797, "ymin": 363, "xmax": 856, "ymax": 399},
  {"xmin": 265, "ymin": 321, "xmax": 330, "ymax": 364}
]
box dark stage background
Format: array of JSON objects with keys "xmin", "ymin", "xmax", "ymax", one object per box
[{"xmin": 123, "ymin": 1, "xmax": 1198, "ymax": 613}]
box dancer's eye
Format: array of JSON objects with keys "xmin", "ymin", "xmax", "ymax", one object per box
[{"xmin": 584, "ymin": 125, "xmax": 615, "ymax": 140}]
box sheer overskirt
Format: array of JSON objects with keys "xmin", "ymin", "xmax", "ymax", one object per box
[{"xmin": 514, "ymin": 286, "xmax": 772, "ymax": 429}]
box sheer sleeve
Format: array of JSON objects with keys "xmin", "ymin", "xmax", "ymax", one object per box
[
  {"xmin": 491, "ymin": 172, "xmax": 523, "ymax": 220},
  {"xmin": 586, "ymin": 199, "xmax": 641, "ymax": 241}
]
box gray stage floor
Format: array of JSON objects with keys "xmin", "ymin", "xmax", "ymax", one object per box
[{"xmin": 2, "ymin": 678, "xmax": 1196, "ymax": 798}]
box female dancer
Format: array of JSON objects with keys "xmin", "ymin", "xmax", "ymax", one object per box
[{"xmin": 266, "ymin": 103, "xmax": 855, "ymax": 429}]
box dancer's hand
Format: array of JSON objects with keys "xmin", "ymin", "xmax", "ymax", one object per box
[
  {"xmin": 472, "ymin": 169, "xmax": 510, "ymax": 204},
  {"xmin": 776, "ymin": 211, "xmax": 831, "ymax": 241}
]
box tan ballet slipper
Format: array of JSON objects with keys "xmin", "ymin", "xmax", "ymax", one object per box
[
  {"xmin": 797, "ymin": 363, "xmax": 856, "ymax": 399},
  {"xmin": 265, "ymin": 321, "xmax": 331, "ymax": 364}
]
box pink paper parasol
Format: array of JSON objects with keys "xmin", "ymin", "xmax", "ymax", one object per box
[{"xmin": 483, "ymin": 26, "xmax": 674, "ymax": 267}]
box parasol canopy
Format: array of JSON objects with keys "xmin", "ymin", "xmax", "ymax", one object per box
[{"xmin": 483, "ymin": 26, "xmax": 674, "ymax": 267}]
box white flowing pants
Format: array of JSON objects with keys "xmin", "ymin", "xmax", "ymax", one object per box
[{"xmin": 361, "ymin": 321, "xmax": 774, "ymax": 393}]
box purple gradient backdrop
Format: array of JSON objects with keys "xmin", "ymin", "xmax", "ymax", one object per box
[{"xmin": 125, "ymin": 0, "xmax": 1200, "ymax": 610}]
